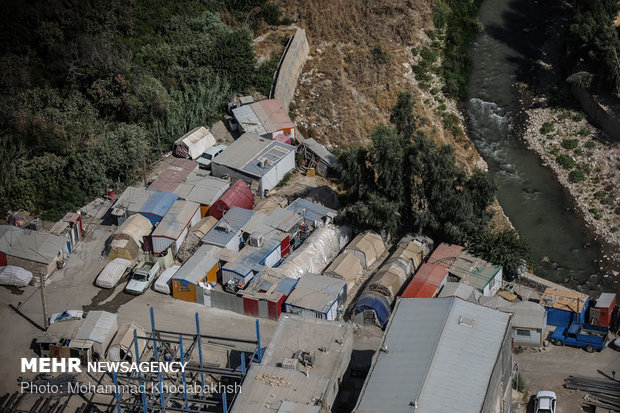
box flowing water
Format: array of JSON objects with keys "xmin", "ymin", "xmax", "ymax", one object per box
[{"xmin": 466, "ymin": 0, "xmax": 601, "ymax": 290}]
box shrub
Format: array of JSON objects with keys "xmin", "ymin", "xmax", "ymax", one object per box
[
  {"xmin": 540, "ymin": 122, "xmax": 555, "ymax": 134},
  {"xmin": 569, "ymin": 169, "xmax": 586, "ymax": 183},
  {"xmin": 601, "ymin": 196, "xmax": 614, "ymax": 206},
  {"xmin": 556, "ymin": 154, "xmax": 575, "ymax": 170},
  {"xmin": 594, "ymin": 190, "xmax": 607, "ymax": 200},
  {"xmin": 512, "ymin": 372, "xmax": 526, "ymax": 392},
  {"xmin": 584, "ymin": 140, "xmax": 596, "ymax": 149},
  {"xmin": 578, "ymin": 127, "xmax": 591, "ymax": 137},
  {"xmin": 589, "ymin": 208, "xmax": 602, "ymax": 220},
  {"xmin": 420, "ymin": 47, "xmax": 439, "ymax": 64},
  {"xmin": 372, "ymin": 45, "xmax": 388, "ymax": 64},
  {"xmin": 572, "ymin": 112, "xmax": 585, "ymax": 122},
  {"xmin": 411, "ymin": 47, "xmax": 419, "ymax": 56},
  {"xmin": 438, "ymin": 103, "xmax": 447, "ymax": 111},
  {"xmin": 561, "ymin": 138, "xmax": 579, "ymax": 150}
]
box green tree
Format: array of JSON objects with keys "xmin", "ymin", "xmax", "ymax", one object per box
[
  {"xmin": 390, "ymin": 92, "xmax": 416, "ymax": 139},
  {"xmin": 468, "ymin": 228, "xmax": 535, "ymax": 279}
]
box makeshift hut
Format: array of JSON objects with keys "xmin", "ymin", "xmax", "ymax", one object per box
[
  {"xmin": 171, "ymin": 245, "xmax": 220, "ymax": 303},
  {"xmin": 344, "ymin": 231, "xmax": 385, "ymax": 269},
  {"xmin": 173, "ymin": 126, "xmax": 216, "ymax": 159},
  {"xmin": 208, "ymin": 179, "xmax": 254, "ymax": 220},
  {"xmin": 107, "ymin": 322, "xmax": 146, "ymax": 362},
  {"xmin": 138, "ymin": 191, "xmax": 179, "ymax": 225},
  {"xmin": 176, "ymin": 216, "xmax": 218, "ymax": 263},
  {"xmin": 323, "ymin": 252, "xmax": 363, "ymax": 291},
  {"xmin": 150, "ymin": 200, "xmax": 201, "ymax": 254},
  {"xmin": 108, "ymin": 214, "xmax": 152, "ymax": 265}
]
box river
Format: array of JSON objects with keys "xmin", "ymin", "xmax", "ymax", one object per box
[{"xmin": 465, "ymin": 0, "xmax": 602, "ymax": 291}]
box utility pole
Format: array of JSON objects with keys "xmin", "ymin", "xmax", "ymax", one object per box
[{"xmin": 39, "ymin": 270, "xmax": 48, "ymax": 329}]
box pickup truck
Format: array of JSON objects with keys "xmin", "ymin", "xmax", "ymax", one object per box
[
  {"xmin": 125, "ymin": 261, "xmax": 160, "ymax": 295},
  {"xmin": 551, "ymin": 322, "xmax": 608, "ymax": 352}
]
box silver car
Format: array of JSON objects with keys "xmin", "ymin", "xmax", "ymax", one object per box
[{"xmin": 534, "ymin": 391, "xmax": 556, "ymax": 413}]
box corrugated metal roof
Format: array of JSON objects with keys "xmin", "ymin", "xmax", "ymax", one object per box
[
  {"xmin": 502, "ymin": 300, "xmax": 546, "ymax": 330},
  {"xmin": 74, "ymin": 311, "xmax": 117, "ymax": 344},
  {"xmin": 0, "ymin": 225, "xmax": 68, "ymax": 265},
  {"xmin": 111, "ymin": 187, "xmax": 153, "ymax": 216},
  {"xmin": 173, "ymin": 172, "xmax": 230, "ymax": 205},
  {"xmin": 401, "ymin": 263, "xmax": 448, "ymax": 298},
  {"xmin": 139, "ymin": 191, "xmax": 179, "ymax": 218},
  {"xmin": 149, "ymin": 160, "xmax": 197, "ymax": 193},
  {"xmin": 427, "ymin": 243, "xmax": 463, "ymax": 268},
  {"xmin": 256, "ymin": 99, "xmax": 295, "ymax": 132},
  {"xmin": 438, "ymin": 281, "xmax": 481, "ymax": 303},
  {"xmin": 596, "ymin": 293, "xmax": 616, "ymax": 309},
  {"xmin": 285, "ymin": 273, "xmax": 345, "ymax": 314},
  {"xmin": 172, "ymin": 245, "xmax": 219, "ymax": 284},
  {"xmin": 152, "ymin": 200, "xmax": 200, "ymax": 240},
  {"xmin": 301, "ymin": 138, "xmax": 337, "ymax": 167},
  {"xmin": 232, "ymin": 105, "xmax": 267, "ymax": 136},
  {"xmin": 449, "ymin": 251, "xmax": 502, "ymax": 290},
  {"xmin": 286, "ymin": 198, "xmax": 336, "ymax": 226},
  {"xmin": 355, "ymin": 298, "xmax": 511, "ymax": 413},
  {"xmin": 202, "ymin": 207, "xmax": 256, "ymax": 247},
  {"xmin": 209, "ymin": 179, "xmax": 254, "ymax": 219}
]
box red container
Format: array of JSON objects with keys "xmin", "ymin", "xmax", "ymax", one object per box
[{"xmin": 107, "ymin": 188, "xmax": 115, "ymax": 199}]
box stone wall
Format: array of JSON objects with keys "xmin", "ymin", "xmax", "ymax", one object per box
[
  {"xmin": 270, "ymin": 28, "xmax": 310, "ymax": 113},
  {"xmin": 571, "ymin": 84, "xmax": 620, "ymax": 142}
]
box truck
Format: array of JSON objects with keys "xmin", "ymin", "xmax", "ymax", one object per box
[
  {"xmin": 551, "ymin": 322, "xmax": 608, "ymax": 352},
  {"xmin": 125, "ymin": 261, "xmax": 160, "ymax": 295}
]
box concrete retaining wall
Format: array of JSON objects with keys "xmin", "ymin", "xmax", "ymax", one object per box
[
  {"xmin": 571, "ymin": 84, "xmax": 620, "ymax": 142},
  {"xmin": 270, "ymin": 28, "xmax": 310, "ymax": 113}
]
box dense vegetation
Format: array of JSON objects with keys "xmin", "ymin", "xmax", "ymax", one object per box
[
  {"xmin": 566, "ymin": 0, "xmax": 620, "ymax": 94},
  {"xmin": 432, "ymin": 0, "xmax": 483, "ymax": 100},
  {"xmin": 0, "ymin": 0, "xmax": 284, "ymax": 219},
  {"xmin": 336, "ymin": 92, "xmax": 533, "ymax": 278}
]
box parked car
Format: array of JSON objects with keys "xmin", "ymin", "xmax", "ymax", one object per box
[
  {"xmin": 551, "ymin": 322, "xmax": 608, "ymax": 352},
  {"xmin": 534, "ymin": 391, "xmax": 556, "ymax": 413},
  {"xmin": 197, "ymin": 144, "xmax": 227, "ymax": 169},
  {"xmin": 125, "ymin": 261, "xmax": 160, "ymax": 295}
]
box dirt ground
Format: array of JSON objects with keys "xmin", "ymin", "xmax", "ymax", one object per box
[
  {"xmin": 0, "ymin": 219, "xmax": 277, "ymax": 395},
  {"xmin": 513, "ymin": 335, "xmax": 620, "ymax": 413}
]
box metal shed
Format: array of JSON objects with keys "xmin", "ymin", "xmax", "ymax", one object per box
[
  {"xmin": 208, "ymin": 179, "xmax": 254, "ymax": 220},
  {"xmin": 202, "ymin": 207, "xmax": 256, "ymax": 251},
  {"xmin": 111, "ymin": 187, "xmax": 154, "ymax": 225},
  {"xmin": 344, "ymin": 231, "xmax": 385, "ymax": 269},
  {"xmin": 72, "ymin": 311, "xmax": 118, "ymax": 358},
  {"xmin": 298, "ymin": 137, "xmax": 337, "ymax": 176},
  {"xmin": 286, "ymin": 198, "xmax": 337, "ymax": 228},
  {"xmin": 148, "ymin": 158, "xmax": 198, "ymax": 193},
  {"xmin": 284, "ymin": 273, "xmax": 346, "ymax": 321},
  {"xmin": 592, "ymin": 292, "xmax": 616, "ymax": 327},
  {"xmin": 173, "ymin": 172, "xmax": 230, "ymax": 217},
  {"xmin": 448, "ymin": 251, "xmax": 503, "ymax": 297},
  {"xmin": 541, "ymin": 288, "xmax": 589, "ymax": 327},
  {"xmin": 138, "ymin": 191, "xmax": 179, "ymax": 225},
  {"xmin": 427, "ymin": 243, "xmax": 464, "ymax": 268},
  {"xmin": 151, "ymin": 200, "xmax": 201, "ymax": 254},
  {"xmin": 171, "ymin": 245, "xmax": 220, "ymax": 303}
]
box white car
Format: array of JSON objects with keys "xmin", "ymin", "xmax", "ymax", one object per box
[
  {"xmin": 197, "ymin": 144, "xmax": 227, "ymax": 169},
  {"xmin": 534, "ymin": 391, "xmax": 557, "ymax": 413}
]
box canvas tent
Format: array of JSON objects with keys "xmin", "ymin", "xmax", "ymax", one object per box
[
  {"xmin": 173, "ymin": 126, "xmax": 216, "ymax": 159},
  {"xmin": 344, "ymin": 231, "xmax": 385, "ymax": 269},
  {"xmin": 323, "ymin": 252, "xmax": 363, "ymax": 291},
  {"xmin": 108, "ymin": 214, "xmax": 152, "ymax": 264}
]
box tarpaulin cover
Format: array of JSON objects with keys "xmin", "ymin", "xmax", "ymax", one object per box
[
  {"xmin": 0, "ymin": 265, "xmax": 32, "ymax": 287},
  {"xmin": 275, "ymin": 224, "xmax": 351, "ymax": 279},
  {"xmin": 155, "ymin": 265, "xmax": 180, "ymax": 294},
  {"xmin": 96, "ymin": 258, "xmax": 132, "ymax": 288},
  {"xmin": 354, "ymin": 292, "xmax": 391, "ymax": 327}
]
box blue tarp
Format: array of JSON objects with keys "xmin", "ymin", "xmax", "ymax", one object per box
[
  {"xmin": 354, "ymin": 292, "xmax": 391, "ymax": 327},
  {"xmin": 139, "ymin": 191, "xmax": 179, "ymax": 225}
]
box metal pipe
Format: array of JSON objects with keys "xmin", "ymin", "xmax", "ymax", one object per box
[
  {"xmin": 255, "ymin": 319, "xmax": 262, "ymax": 363},
  {"xmin": 112, "ymin": 371, "xmax": 121, "ymax": 413},
  {"xmin": 179, "ymin": 334, "xmax": 188, "ymax": 410},
  {"xmin": 151, "ymin": 308, "xmax": 165, "ymax": 410},
  {"xmin": 154, "ymin": 328, "xmax": 258, "ymax": 344},
  {"xmin": 241, "ymin": 352, "xmax": 246, "ymax": 376},
  {"xmin": 222, "ymin": 392, "xmax": 228, "ymax": 413},
  {"xmin": 134, "ymin": 329, "xmax": 148, "ymax": 413},
  {"xmin": 195, "ymin": 312, "xmax": 206, "ymax": 398}
]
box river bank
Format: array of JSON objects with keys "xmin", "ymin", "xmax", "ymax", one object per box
[{"xmin": 512, "ymin": 0, "xmax": 620, "ymax": 284}]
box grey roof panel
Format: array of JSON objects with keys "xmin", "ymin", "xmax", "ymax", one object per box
[
  {"xmin": 0, "ymin": 225, "xmax": 68, "ymax": 264},
  {"xmin": 201, "ymin": 207, "xmax": 255, "ymax": 247}
]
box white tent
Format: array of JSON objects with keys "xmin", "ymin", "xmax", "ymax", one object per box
[{"xmin": 174, "ymin": 126, "xmax": 216, "ymax": 159}]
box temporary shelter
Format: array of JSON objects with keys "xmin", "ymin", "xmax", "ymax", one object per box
[
  {"xmin": 96, "ymin": 258, "xmax": 132, "ymax": 288},
  {"xmin": 138, "ymin": 191, "xmax": 179, "ymax": 225},
  {"xmin": 208, "ymin": 179, "xmax": 254, "ymax": 220},
  {"xmin": 238, "ymin": 269, "xmax": 297, "ymax": 320},
  {"xmin": 107, "ymin": 322, "xmax": 146, "ymax": 362},
  {"xmin": 275, "ymin": 225, "xmax": 351, "ymax": 279},
  {"xmin": 0, "ymin": 225, "xmax": 70, "ymax": 276},
  {"xmin": 148, "ymin": 158, "xmax": 198, "ymax": 193},
  {"xmin": 150, "ymin": 200, "xmax": 201, "ymax": 254},
  {"xmin": 438, "ymin": 281, "xmax": 482, "ymax": 303},
  {"xmin": 108, "ymin": 214, "xmax": 152, "ymax": 264},
  {"xmin": 401, "ymin": 263, "xmax": 448, "ymax": 299},
  {"xmin": 344, "ymin": 231, "xmax": 385, "ymax": 269},
  {"xmin": 111, "ymin": 187, "xmax": 154, "ymax": 225},
  {"xmin": 298, "ymin": 138, "xmax": 337, "ymax": 177},
  {"xmin": 231, "ymin": 99, "xmax": 295, "ymax": 141},
  {"xmin": 448, "ymin": 251, "xmax": 503, "ymax": 297},
  {"xmin": 154, "ymin": 265, "xmax": 180, "ymax": 295},
  {"xmin": 592, "ymin": 293, "xmax": 616, "ymax": 327},
  {"xmin": 286, "ymin": 198, "xmax": 337, "ymax": 228},
  {"xmin": 173, "ymin": 126, "xmax": 216, "ymax": 159},
  {"xmin": 323, "ymin": 252, "xmax": 363, "ymax": 291},
  {"xmin": 284, "ymin": 273, "xmax": 346, "ymax": 321},
  {"xmin": 202, "ymin": 207, "xmax": 256, "ymax": 251},
  {"xmin": 480, "ymin": 299, "xmax": 547, "ymax": 347},
  {"xmin": 176, "ymin": 216, "xmax": 218, "ymax": 262},
  {"xmin": 210, "ymin": 134, "xmax": 296, "ymax": 194},
  {"xmin": 72, "ymin": 311, "xmax": 118, "ymax": 357},
  {"xmin": 427, "ymin": 243, "xmax": 464, "ymax": 268},
  {"xmin": 173, "ymin": 172, "xmax": 230, "ymax": 217},
  {"xmin": 541, "ymin": 288, "xmax": 589, "ymax": 327},
  {"xmin": 171, "ymin": 246, "xmax": 220, "ymax": 303}
]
